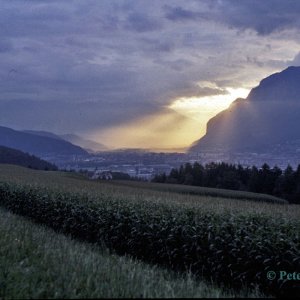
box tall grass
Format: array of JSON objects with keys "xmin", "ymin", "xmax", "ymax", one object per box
[{"xmin": 0, "ymin": 208, "xmax": 264, "ymax": 298}]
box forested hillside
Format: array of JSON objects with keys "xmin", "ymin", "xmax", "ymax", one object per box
[{"xmin": 0, "ymin": 146, "xmax": 57, "ymax": 170}]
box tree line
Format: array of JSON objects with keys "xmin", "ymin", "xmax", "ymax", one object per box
[{"xmin": 152, "ymin": 162, "xmax": 300, "ymax": 204}]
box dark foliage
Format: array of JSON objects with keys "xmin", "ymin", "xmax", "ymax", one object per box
[
  {"xmin": 0, "ymin": 145, "xmax": 57, "ymax": 170},
  {"xmin": 152, "ymin": 162, "xmax": 300, "ymax": 204},
  {"xmin": 111, "ymin": 172, "xmax": 132, "ymax": 180}
]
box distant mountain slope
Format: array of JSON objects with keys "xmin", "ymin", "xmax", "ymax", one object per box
[
  {"xmin": 0, "ymin": 145, "xmax": 57, "ymax": 170},
  {"xmin": 60, "ymin": 134, "xmax": 108, "ymax": 152},
  {"xmin": 0, "ymin": 126, "xmax": 88, "ymax": 156},
  {"xmin": 23, "ymin": 130, "xmax": 63, "ymax": 140},
  {"xmin": 24, "ymin": 130, "xmax": 107, "ymax": 152},
  {"xmin": 190, "ymin": 66, "xmax": 300, "ymax": 153}
]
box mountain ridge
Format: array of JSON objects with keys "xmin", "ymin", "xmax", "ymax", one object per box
[
  {"xmin": 60, "ymin": 134, "xmax": 108, "ymax": 153},
  {"xmin": 189, "ymin": 66, "xmax": 300, "ymax": 153},
  {"xmin": 23, "ymin": 130, "xmax": 107, "ymax": 153},
  {"xmin": 0, "ymin": 126, "xmax": 88, "ymax": 156}
]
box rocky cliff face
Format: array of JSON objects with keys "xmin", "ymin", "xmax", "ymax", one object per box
[{"xmin": 189, "ymin": 66, "xmax": 300, "ymax": 153}]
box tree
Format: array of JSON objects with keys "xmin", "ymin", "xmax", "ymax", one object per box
[
  {"xmin": 248, "ymin": 166, "xmax": 262, "ymax": 193},
  {"xmin": 152, "ymin": 172, "xmax": 166, "ymax": 183},
  {"xmin": 168, "ymin": 168, "xmax": 179, "ymax": 183},
  {"xmin": 217, "ymin": 170, "xmax": 240, "ymax": 190},
  {"xmin": 282, "ymin": 165, "xmax": 296, "ymax": 195},
  {"xmin": 192, "ymin": 162, "xmax": 204, "ymax": 186}
]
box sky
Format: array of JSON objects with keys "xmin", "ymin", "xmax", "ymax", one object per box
[{"xmin": 1, "ymin": 0, "xmax": 300, "ymax": 151}]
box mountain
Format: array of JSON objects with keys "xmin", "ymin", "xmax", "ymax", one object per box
[
  {"xmin": 0, "ymin": 126, "xmax": 88, "ymax": 156},
  {"xmin": 190, "ymin": 66, "xmax": 300, "ymax": 153},
  {"xmin": 23, "ymin": 130, "xmax": 63, "ymax": 140},
  {"xmin": 60, "ymin": 134, "xmax": 107, "ymax": 153},
  {"xmin": 23, "ymin": 130, "xmax": 107, "ymax": 153},
  {"xmin": 247, "ymin": 66, "xmax": 300, "ymax": 103},
  {"xmin": 0, "ymin": 145, "xmax": 57, "ymax": 170}
]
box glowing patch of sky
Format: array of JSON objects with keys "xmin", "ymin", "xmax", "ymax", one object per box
[
  {"xmin": 88, "ymin": 87, "xmax": 249, "ymax": 152},
  {"xmin": 169, "ymin": 87, "xmax": 250, "ymax": 121}
]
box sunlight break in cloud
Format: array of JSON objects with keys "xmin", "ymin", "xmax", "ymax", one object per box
[
  {"xmin": 169, "ymin": 87, "xmax": 250, "ymax": 122},
  {"xmin": 88, "ymin": 87, "xmax": 249, "ymax": 152},
  {"xmin": 87, "ymin": 108, "xmax": 201, "ymax": 152}
]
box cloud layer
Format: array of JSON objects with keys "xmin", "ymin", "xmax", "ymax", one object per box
[{"xmin": 0, "ymin": 0, "xmax": 300, "ymax": 148}]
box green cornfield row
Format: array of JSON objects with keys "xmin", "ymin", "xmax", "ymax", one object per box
[
  {"xmin": 3, "ymin": 208, "xmax": 254, "ymax": 298},
  {"xmin": 0, "ymin": 180, "xmax": 299, "ymax": 297},
  {"xmin": 106, "ymin": 180, "xmax": 287, "ymax": 204}
]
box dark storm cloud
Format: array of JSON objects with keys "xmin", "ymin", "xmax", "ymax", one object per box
[
  {"xmin": 0, "ymin": 39, "xmax": 13, "ymax": 53},
  {"xmin": 164, "ymin": 6, "xmax": 205, "ymax": 22},
  {"xmin": 0, "ymin": 0, "xmax": 299, "ymax": 135},
  {"xmin": 165, "ymin": 0, "xmax": 300, "ymax": 35},
  {"xmin": 124, "ymin": 13, "xmax": 163, "ymax": 32},
  {"xmin": 215, "ymin": 0, "xmax": 300, "ymax": 35},
  {"xmin": 139, "ymin": 37, "xmax": 175, "ymax": 54}
]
